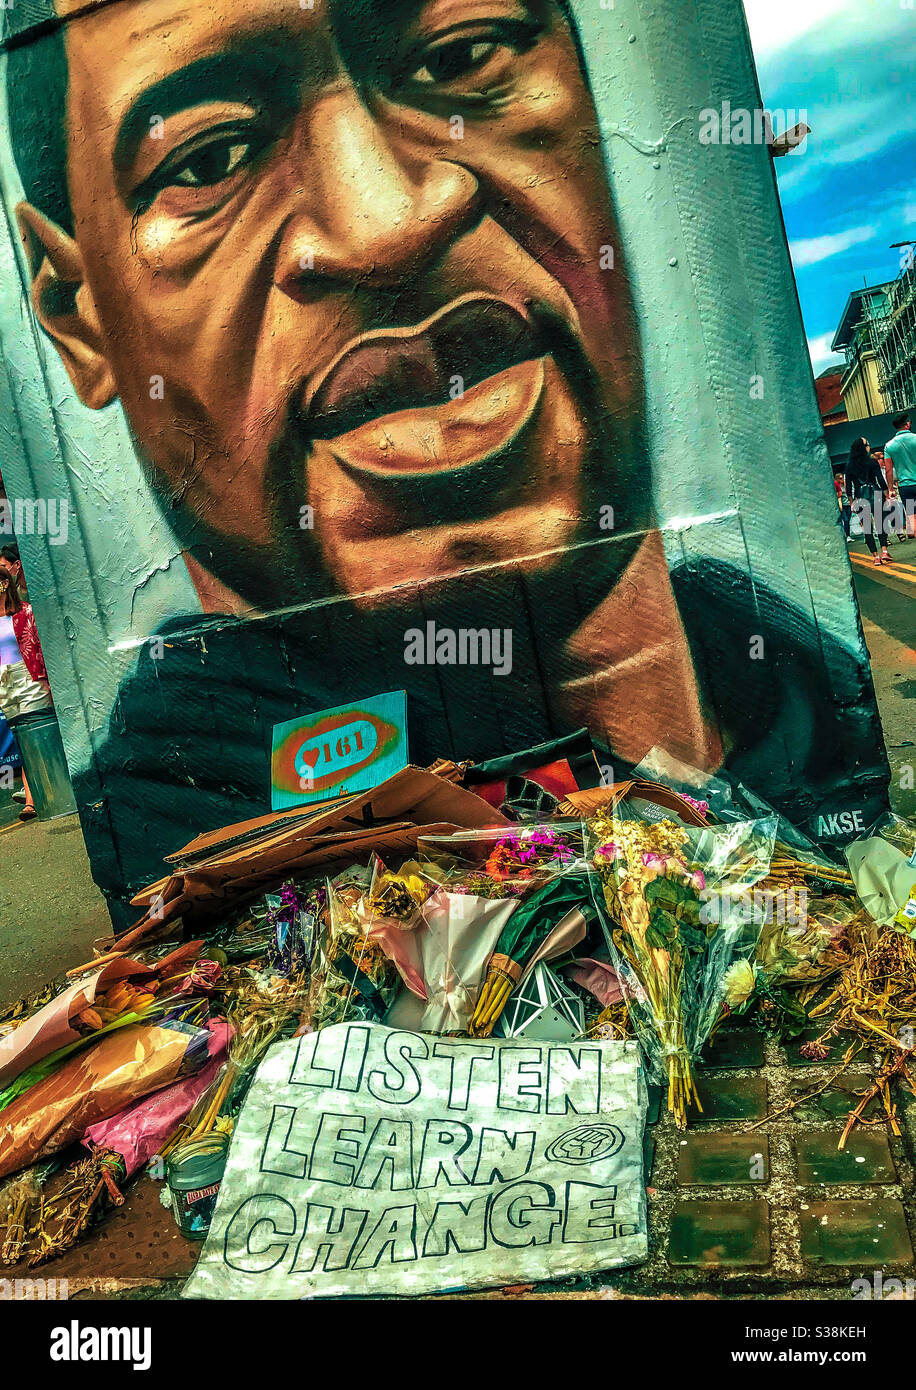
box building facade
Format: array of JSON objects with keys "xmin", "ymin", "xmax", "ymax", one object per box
[
  {"xmin": 831, "ymin": 285, "xmax": 894, "ymax": 421},
  {"xmin": 832, "ymin": 269, "xmax": 916, "ymax": 421},
  {"xmin": 873, "ymin": 261, "xmax": 916, "ymax": 414}
]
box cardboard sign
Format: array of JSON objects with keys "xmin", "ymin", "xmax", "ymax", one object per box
[
  {"xmin": 183, "ymin": 1024, "xmax": 648, "ymax": 1300},
  {"xmin": 271, "ymin": 692, "xmax": 407, "ymax": 810}
]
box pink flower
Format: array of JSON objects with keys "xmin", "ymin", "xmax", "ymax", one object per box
[{"xmin": 641, "ymin": 851, "xmax": 668, "ymax": 871}]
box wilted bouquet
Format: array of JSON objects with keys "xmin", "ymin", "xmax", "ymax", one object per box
[{"xmin": 588, "ymin": 810, "xmax": 776, "ymax": 1127}]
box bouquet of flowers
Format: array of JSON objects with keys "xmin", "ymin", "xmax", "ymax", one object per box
[
  {"xmin": 415, "ymin": 825, "xmax": 592, "ymax": 1035},
  {"xmin": 260, "ymin": 880, "xmax": 325, "ymax": 976},
  {"xmin": 305, "ymin": 866, "xmax": 405, "ymax": 1030},
  {"xmin": 385, "ymin": 889, "xmax": 521, "ymax": 1034},
  {"xmin": 587, "ymin": 808, "xmax": 776, "ymax": 1127},
  {"xmin": 0, "ymin": 1016, "xmax": 215, "ymax": 1179},
  {"xmin": 419, "ymin": 824, "xmax": 582, "ymax": 900}
]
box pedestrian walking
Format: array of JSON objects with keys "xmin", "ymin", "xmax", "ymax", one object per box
[
  {"xmin": 845, "ymin": 437, "xmax": 892, "ymax": 565},
  {"xmin": 0, "ymin": 570, "xmax": 53, "ymax": 820},
  {"xmin": 884, "ymin": 411, "xmax": 916, "ymax": 540},
  {"xmin": 0, "ymin": 613, "xmax": 23, "ymax": 792},
  {"xmin": 833, "ymin": 468, "xmax": 852, "ymax": 539}
]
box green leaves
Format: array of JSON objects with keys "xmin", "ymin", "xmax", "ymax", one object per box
[{"xmin": 644, "ymin": 876, "xmax": 706, "ymax": 954}]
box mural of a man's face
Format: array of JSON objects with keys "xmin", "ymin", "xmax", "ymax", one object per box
[{"xmin": 20, "ymin": 0, "xmax": 644, "ymax": 612}]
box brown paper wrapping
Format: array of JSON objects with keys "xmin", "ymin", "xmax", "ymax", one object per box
[
  {"xmin": 488, "ymin": 953, "xmax": 523, "ymax": 983},
  {"xmin": 121, "ymin": 766, "xmax": 509, "ymax": 947},
  {"xmin": 0, "ymin": 1023, "xmax": 190, "ymax": 1179},
  {"xmin": 0, "ymin": 959, "xmax": 156, "ymax": 1090}
]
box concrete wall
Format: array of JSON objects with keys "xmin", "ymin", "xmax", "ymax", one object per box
[{"xmin": 0, "ymin": 0, "xmax": 889, "ymax": 926}]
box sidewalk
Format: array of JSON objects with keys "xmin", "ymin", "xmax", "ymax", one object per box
[
  {"xmin": 846, "ymin": 537, "xmax": 916, "ymax": 818},
  {"xmin": 0, "ymin": 800, "xmax": 108, "ymax": 1007}
]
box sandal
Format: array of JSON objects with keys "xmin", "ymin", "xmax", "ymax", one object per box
[{"xmin": 18, "ymin": 805, "xmax": 36, "ymax": 821}]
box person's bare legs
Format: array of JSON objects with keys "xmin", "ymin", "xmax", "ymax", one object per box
[{"xmin": 18, "ymin": 767, "xmax": 35, "ymax": 821}]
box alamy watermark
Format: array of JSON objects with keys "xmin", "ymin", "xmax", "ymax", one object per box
[
  {"xmin": 404, "ymin": 621, "xmax": 513, "ymax": 676},
  {"xmin": 0, "ymin": 496, "xmax": 68, "ymax": 545},
  {"xmin": 698, "ymin": 102, "xmax": 808, "ymax": 153},
  {"xmin": 851, "ymin": 1270, "xmax": 916, "ymax": 1300},
  {"xmin": 50, "ymin": 1320, "xmax": 151, "ymax": 1370},
  {"xmin": 848, "ymin": 493, "xmax": 916, "ymax": 538},
  {"xmin": 0, "ymin": 1276, "xmax": 69, "ymax": 1300},
  {"xmin": 700, "ymin": 887, "xmax": 808, "ymax": 927}
]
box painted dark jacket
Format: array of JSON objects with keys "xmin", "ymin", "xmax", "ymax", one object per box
[{"xmin": 74, "ymin": 559, "xmax": 890, "ymax": 927}]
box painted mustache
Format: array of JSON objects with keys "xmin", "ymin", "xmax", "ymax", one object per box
[{"xmin": 301, "ymin": 294, "xmax": 543, "ymax": 442}]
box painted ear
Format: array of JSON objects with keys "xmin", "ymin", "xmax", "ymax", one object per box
[{"xmin": 15, "ymin": 201, "xmax": 117, "ymax": 410}]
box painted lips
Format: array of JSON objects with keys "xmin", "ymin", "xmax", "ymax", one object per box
[{"xmin": 300, "ymin": 295, "xmax": 550, "ymax": 475}]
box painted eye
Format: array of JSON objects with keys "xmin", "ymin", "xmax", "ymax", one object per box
[
  {"xmin": 410, "ymin": 39, "xmax": 502, "ymax": 86},
  {"xmin": 171, "ymin": 139, "xmax": 253, "ymax": 188}
]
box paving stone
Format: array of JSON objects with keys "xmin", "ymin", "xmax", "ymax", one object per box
[
  {"xmin": 784, "ymin": 1028, "xmax": 856, "ymax": 1067},
  {"xmin": 795, "ymin": 1129, "xmax": 897, "ymax": 1185},
  {"xmin": 677, "ymin": 1132, "xmax": 769, "ymax": 1185},
  {"xmin": 699, "ymin": 1029, "xmax": 765, "ymax": 1070},
  {"xmin": 689, "ymin": 1074, "xmax": 768, "ymax": 1124},
  {"xmin": 2, "ymin": 1178, "xmax": 197, "ymax": 1283},
  {"xmin": 799, "ymin": 1200, "xmax": 913, "ymax": 1267},
  {"xmin": 789, "ymin": 1074, "xmax": 881, "ymax": 1123},
  {"xmin": 668, "ymin": 1199, "xmax": 771, "ymax": 1268}
]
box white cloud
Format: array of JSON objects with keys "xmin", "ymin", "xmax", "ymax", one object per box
[
  {"xmin": 742, "ymin": 0, "xmax": 855, "ymax": 58},
  {"xmin": 807, "ymin": 332, "xmax": 845, "ymax": 375},
  {"xmin": 746, "ymin": 2, "xmax": 916, "ymax": 197},
  {"xmin": 790, "ymin": 225, "xmax": 874, "ymax": 268}
]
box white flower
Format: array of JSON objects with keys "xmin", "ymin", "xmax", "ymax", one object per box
[{"xmin": 722, "ymin": 959, "xmax": 756, "ymax": 1008}]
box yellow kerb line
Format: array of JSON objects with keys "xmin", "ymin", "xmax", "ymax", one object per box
[{"xmin": 849, "ymin": 554, "xmax": 916, "ymax": 586}]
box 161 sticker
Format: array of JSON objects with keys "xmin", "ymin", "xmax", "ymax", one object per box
[{"xmin": 271, "ymin": 692, "xmax": 407, "ymax": 808}]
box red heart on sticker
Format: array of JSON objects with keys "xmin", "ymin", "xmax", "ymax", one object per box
[{"xmin": 299, "ymin": 746, "xmax": 320, "ymax": 769}]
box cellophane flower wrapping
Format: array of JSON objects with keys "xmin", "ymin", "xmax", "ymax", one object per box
[
  {"xmin": 0, "ymin": 1018, "xmax": 215, "ymax": 1178},
  {"xmin": 306, "ymin": 865, "xmax": 403, "ymax": 1030},
  {"xmin": 261, "ymin": 881, "xmax": 325, "ymax": 976},
  {"xmin": 417, "ymin": 822, "xmax": 586, "ymax": 899},
  {"xmin": 417, "ymin": 825, "xmax": 593, "ymax": 1036},
  {"xmin": 81, "ymin": 1020, "xmax": 231, "ymax": 1177},
  {"xmin": 586, "ymin": 808, "xmax": 777, "ymax": 1126}
]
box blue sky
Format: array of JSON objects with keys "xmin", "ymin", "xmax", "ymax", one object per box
[{"xmin": 744, "ymin": 0, "xmax": 916, "ymax": 374}]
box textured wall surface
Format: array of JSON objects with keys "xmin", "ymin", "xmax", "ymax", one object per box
[{"xmin": 0, "ymin": 0, "xmax": 889, "ymax": 926}]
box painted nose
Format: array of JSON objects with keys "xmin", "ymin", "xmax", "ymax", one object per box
[{"xmin": 275, "ymin": 87, "xmax": 480, "ymax": 296}]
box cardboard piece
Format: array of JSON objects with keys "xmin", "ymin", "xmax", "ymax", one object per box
[
  {"xmin": 557, "ymin": 779, "xmax": 709, "ymax": 826},
  {"xmin": 120, "ymin": 767, "xmax": 509, "ymax": 943}
]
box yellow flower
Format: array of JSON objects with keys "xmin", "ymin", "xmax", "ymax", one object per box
[
  {"xmin": 401, "ymin": 874, "xmax": 429, "ymax": 904},
  {"xmin": 723, "ymin": 959, "xmax": 756, "ymax": 1008}
]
